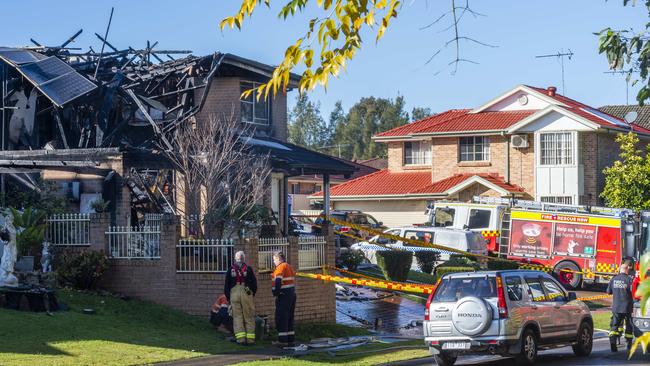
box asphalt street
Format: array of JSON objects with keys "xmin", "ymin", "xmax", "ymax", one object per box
[{"xmin": 387, "ymin": 336, "xmax": 650, "ymax": 366}]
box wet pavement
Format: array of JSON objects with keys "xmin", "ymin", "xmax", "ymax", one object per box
[{"xmin": 336, "ymin": 285, "xmax": 425, "ymax": 336}]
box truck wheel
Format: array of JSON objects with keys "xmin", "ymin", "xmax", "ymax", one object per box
[
  {"xmin": 553, "ymin": 261, "xmax": 581, "ymax": 290},
  {"xmin": 433, "ymin": 352, "xmax": 457, "ymax": 366},
  {"xmin": 515, "ymin": 328, "xmax": 538, "ymax": 365},
  {"xmin": 572, "ymin": 321, "xmax": 593, "ymax": 356}
]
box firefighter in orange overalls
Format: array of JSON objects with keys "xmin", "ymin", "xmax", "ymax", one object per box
[
  {"xmin": 224, "ymin": 251, "xmax": 257, "ymax": 345},
  {"xmin": 272, "ymin": 250, "xmax": 296, "ymax": 347}
]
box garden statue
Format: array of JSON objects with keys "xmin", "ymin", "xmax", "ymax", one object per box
[
  {"xmin": 0, "ymin": 212, "xmax": 19, "ymax": 287},
  {"xmin": 41, "ymin": 241, "xmax": 52, "ymax": 273}
]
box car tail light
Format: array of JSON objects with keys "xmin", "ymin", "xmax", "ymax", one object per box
[
  {"xmin": 633, "ymin": 272, "xmax": 641, "ymax": 301},
  {"xmin": 495, "ymin": 276, "xmax": 508, "ymax": 319},
  {"xmin": 339, "ymin": 227, "xmax": 350, "ymax": 233},
  {"xmin": 424, "ymin": 279, "xmax": 441, "ymax": 321}
]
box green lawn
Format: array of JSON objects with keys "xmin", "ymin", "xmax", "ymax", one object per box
[
  {"xmin": 592, "ymin": 311, "xmax": 610, "ymax": 330},
  {"xmin": 0, "ymin": 289, "xmax": 376, "ymax": 366}
]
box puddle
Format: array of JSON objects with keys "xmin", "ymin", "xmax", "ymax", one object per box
[{"xmin": 336, "ymin": 285, "xmax": 425, "ymax": 337}]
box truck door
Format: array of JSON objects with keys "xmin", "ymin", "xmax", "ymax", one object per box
[{"xmin": 595, "ymin": 226, "xmax": 621, "ymax": 275}]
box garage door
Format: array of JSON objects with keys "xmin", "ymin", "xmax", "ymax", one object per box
[{"xmin": 333, "ymin": 200, "xmax": 429, "ymax": 227}]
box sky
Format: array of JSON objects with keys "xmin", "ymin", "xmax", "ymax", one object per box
[{"xmin": 0, "ymin": 1, "xmax": 646, "ymax": 119}]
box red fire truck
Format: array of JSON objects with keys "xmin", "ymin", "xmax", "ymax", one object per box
[{"xmin": 428, "ymin": 197, "xmax": 638, "ymax": 290}]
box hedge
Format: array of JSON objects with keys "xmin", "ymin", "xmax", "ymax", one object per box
[
  {"xmin": 487, "ymin": 259, "xmax": 521, "ymax": 270},
  {"xmin": 434, "ymin": 266, "xmax": 476, "ymax": 281},
  {"xmin": 438, "ymin": 254, "xmax": 481, "ymax": 270},
  {"xmin": 414, "ymin": 251, "xmax": 440, "ymax": 274},
  {"xmin": 376, "ymin": 250, "xmax": 413, "ymax": 282}
]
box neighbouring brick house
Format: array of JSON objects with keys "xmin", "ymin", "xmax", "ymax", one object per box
[{"xmin": 311, "ymin": 85, "xmax": 650, "ymax": 227}]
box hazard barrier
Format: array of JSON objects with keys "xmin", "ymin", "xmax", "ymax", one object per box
[
  {"xmin": 297, "ymin": 214, "xmax": 616, "ymax": 281},
  {"xmin": 296, "ymin": 268, "xmax": 612, "ymax": 302}
]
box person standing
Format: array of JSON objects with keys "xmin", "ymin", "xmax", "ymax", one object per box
[
  {"xmin": 272, "ymin": 251, "xmax": 296, "ymax": 347},
  {"xmin": 224, "ymin": 251, "xmax": 257, "ymax": 345},
  {"xmin": 606, "ymin": 263, "xmax": 634, "ymax": 351}
]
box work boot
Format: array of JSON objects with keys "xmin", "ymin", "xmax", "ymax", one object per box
[{"xmin": 610, "ymin": 338, "xmax": 618, "ymax": 352}]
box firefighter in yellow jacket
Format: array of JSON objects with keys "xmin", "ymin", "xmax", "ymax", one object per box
[
  {"xmin": 224, "ymin": 251, "xmax": 257, "ymax": 345},
  {"xmin": 272, "ymin": 251, "xmax": 296, "ymax": 347}
]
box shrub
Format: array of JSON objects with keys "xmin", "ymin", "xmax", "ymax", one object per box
[
  {"xmin": 340, "ymin": 249, "xmax": 365, "ymax": 271},
  {"xmin": 487, "ymin": 259, "xmax": 520, "ymax": 270},
  {"xmin": 414, "ymin": 251, "xmax": 440, "ymax": 274},
  {"xmin": 54, "ymin": 249, "xmax": 109, "ymax": 290},
  {"xmin": 11, "ymin": 207, "xmax": 46, "ymax": 257},
  {"xmin": 376, "ymin": 250, "xmax": 413, "ymax": 282},
  {"xmin": 438, "ymin": 254, "xmax": 481, "ymax": 270},
  {"xmin": 435, "ymin": 266, "xmax": 475, "ymax": 281}
]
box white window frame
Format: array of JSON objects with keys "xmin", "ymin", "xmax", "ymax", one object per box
[
  {"xmin": 240, "ymin": 81, "xmax": 270, "ymax": 126},
  {"xmin": 458, "ymin": 136, "xmax": 490, "ymax": 162},
  {"xmin": 403, "ymin": 140, "xmax": 431, "ymax": 165},
  {"xmin": 538, "ymin": 131, "xmax": 575, "ymax": 166}
]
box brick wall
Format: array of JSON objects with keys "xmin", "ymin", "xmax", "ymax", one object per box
[
  {"xmin": 581, "ymin": 131, "xmax": 627, "ymax": 206},
  {"xmin": 100, "ymin": 216, "xmax": 335, "ymax": 324}
]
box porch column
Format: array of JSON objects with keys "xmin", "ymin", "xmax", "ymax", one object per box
[{"xmin": 323, "ymin": 173, "xmax": 330, "ymax": 222}]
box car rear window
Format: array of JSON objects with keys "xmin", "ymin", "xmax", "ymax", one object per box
[{"xmin": 433, "ymin": 276, "xmax": 497, "ymax": 302}]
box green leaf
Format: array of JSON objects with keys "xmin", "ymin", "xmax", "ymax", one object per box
[{"xmin": 641, "ymin": 252, "xmax": 650, "ymax": 280}]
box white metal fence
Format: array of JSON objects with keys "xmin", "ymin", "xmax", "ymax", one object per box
[
  {"xmin": 258, "ymin": 237, "xmax": 289, "ymax": 271},
  {"xmin": 46, "ymin": 213, "xmax": 91, "ymax": 246},
  {"xmin": 176, "ymin": 238, "xmax": 233, "ymax": 273},
  {"xmin": 144, "ymin": 213, "xmax": 163, "ymax": 228},
  {"xmin": 298, "ymin": 236, "xmax": 326, "ymax": 270},
  {"xmin": 106, "ymin": 226, "xmax": 161, "ymax": 259}
]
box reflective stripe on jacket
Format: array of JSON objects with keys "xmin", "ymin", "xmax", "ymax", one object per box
[{"xmin": 272, "ymin": 262, "xmax": 296, "ymax": 295}]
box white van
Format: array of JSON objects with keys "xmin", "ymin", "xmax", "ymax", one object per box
[{"xmin": 351, "ymin": 226, "xmax": 488, "ymax": 270}]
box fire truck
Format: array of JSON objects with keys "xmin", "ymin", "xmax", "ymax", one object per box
[{"xmin": 426, "ymin": 197, "xmax": 638, "ymax": 290}]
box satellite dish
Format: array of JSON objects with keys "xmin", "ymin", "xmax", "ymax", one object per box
[{"xmin": 624, "ymin": 111, "xmax": 639, "ymax": 124}]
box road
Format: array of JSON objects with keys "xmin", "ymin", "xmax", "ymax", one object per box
[{"xmin": 388, "ymin": 336, "xmax": 650, "ymax": 366}]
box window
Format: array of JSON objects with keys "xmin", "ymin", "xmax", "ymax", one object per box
[
  {"xmin": 541, "ymin": 278, "xmax": 567, "ymax": 302},
  {"xmin": 525, "ymin": 277, "xmax": 546, "ymax": 302},
  {"xmin": 290, "ymin": 183, "xmax": 300, "ymax": 194},
  {"xmin": 459, "ymin": 136, "xmax": 490, "ymax": 162},
  {"xmin": 433, "ymin": 276, "xmax": 497, "ymax": 302},
  {"xmin": 505, "ymin": 276, "xmax": 523, "ymax": 301},
  {"xmin": 376, "ymin": 229, "xmax": 401, "ymax": 245},
  {"xmin": 404, "ymin": 230, "xmax": 433, "ymax": 244},
  {"xmin": 540, "ymin": 132, "xmax": 573, "ymax": 165},
  {"xmin": 540, "ymin": 196, "xmax": 573, "ymax": 205},
  {"xmin": 434, "ymin": 207, "xmax": 455, "ymax": 227},
  {"xmin": 404, "ymin": 141, "xmax": 431, "ymax": 165},
  {"xmin": 240, "ymin": 81, "xmax": 269, "ymax": 125},
  {"xmin": 468, "ymin": 209, "xmax": 491, "ymax": 229}
]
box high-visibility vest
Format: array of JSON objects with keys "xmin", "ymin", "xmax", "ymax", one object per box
[{"xmin": 272, "ymin": 262, "xmax": 295, "ymax": 290}]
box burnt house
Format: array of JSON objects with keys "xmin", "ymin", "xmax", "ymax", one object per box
[{"xmin": 0, "ymin": 40, "xmax": 354, "ymax": 232}]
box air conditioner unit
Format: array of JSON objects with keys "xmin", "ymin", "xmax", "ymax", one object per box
[{"xmin": 511, "ymin": 134, "xmax": 529, "ymax": 148}]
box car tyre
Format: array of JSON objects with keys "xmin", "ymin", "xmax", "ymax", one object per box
[
  {"xmin": 572, "ymin": 321, "xmax": 593, "ymax": 356},
  {"xmin": 515, "ymin": 328, "xmax": 538, "ymax": 366},
  {"xmin": 553, "ymin": 261, "xmax": 581, "ymax": 290},
  {"xmin": 433, "ymin": 352, "xmax": 457, "ymax": 366}
]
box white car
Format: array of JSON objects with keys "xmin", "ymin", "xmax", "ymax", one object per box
[{"xmin": 351, "ymin": 226, "xmax": 488, "ymax": 269}]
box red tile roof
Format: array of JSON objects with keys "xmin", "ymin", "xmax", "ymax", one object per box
[
  {"xmin": 311, "ymin": 170, "xmax": 524, "ymax": 198},
  {"xmin": 375, "ymin": 85, "xmax": 650, "ymax": 139}
]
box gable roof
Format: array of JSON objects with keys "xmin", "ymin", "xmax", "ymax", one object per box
[
  {"xmin": 374, "ymin": 85, "xmax": 650, "ymax": 141},
  {"xmin": 599, "ymin": 104, "xmax": 650, "ymax": 130},
  {"xmin": 310, "ymin": 169, "xmax": 525, "ymax": 199}
]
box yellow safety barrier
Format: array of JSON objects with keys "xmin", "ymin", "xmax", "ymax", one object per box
[
  {"xmin": 300, "ymin": 214, "xmax": 617, "ymax": 281},
  {"xmin": 297, "ymin": 272, "xmax": 436, "ymax": 294}
]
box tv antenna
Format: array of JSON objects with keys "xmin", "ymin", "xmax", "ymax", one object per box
[
  {"xmin": 604, "ymin": 69, "xmax": 639, "ymax": 105},
  {"xmin": 536, "ymin": 49, "xmax": 574, "ymax": 95}
]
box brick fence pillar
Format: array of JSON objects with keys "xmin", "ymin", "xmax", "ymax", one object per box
[
  {"xmin": 160, "ymin": 214, "xmax": 180, "ymax": 270},
  {"xmin": 89, "ymin": 213, "xmax": 110, "ymax": 253},
  {"xmin": 288, "ymin": 236, "xmax": 299, "ymax": 269}
]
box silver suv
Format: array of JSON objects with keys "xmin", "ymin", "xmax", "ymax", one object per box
[{"xmin": 423, "ymin": 270, "xmax": 593, "ymax": 366}]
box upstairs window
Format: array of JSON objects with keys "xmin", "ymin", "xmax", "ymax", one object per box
[
  {"xmin": 404, "ymin": 141, "xmax": 431, "ymax": 165},
  {"xmin": 240, "ymin": 81, "xmax": 269, "ymax": 125},
  {"xmin": 540, "ymin": 132, "xmax": 573, "ymax": 165},
  {"xmin": 459, "ymin": 136, "xmax": 490, "ymax": 162}
]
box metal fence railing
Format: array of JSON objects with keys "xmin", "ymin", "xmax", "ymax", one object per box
[
  {"xmin": 46, "ymin": 213, "xmax": 91, "ymax": 246},
  {"xmin": 106, "ymin": 226, "xmax": 161, "ymax": 259},
  {"xmin": 176, "ymin": 238, "xmax": 234, "ymax": 273},
  {"xmin": 143, "ymin": 213, "xmax": 163, "ymax": 229},
  {"xmin": 258, "ymin": 237, "xmax": 289, "ymax": 271},
  {"xmin": 298, "ymin": 236, "xmax": 326, "ymax": 270}
]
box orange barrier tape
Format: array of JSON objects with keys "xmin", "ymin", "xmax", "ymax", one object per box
[
  {"xmin": 297, "ymin": 272, "xmax": 436, "ymax": 294},
  {"xmin": 304, "ymin": 214, "xmax": 616, "ymax": 281}
]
